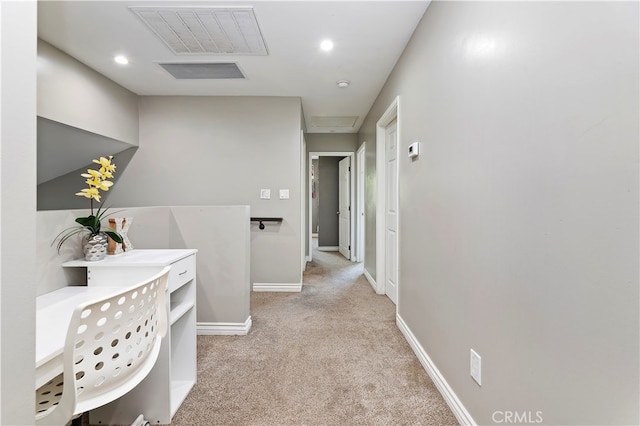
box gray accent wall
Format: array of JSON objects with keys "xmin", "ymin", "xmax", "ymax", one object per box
[
  {"xmin": 108, "ymin": 96, "xmax": 303, "ymax": 285},
  {"xmin": 38, "ymin": 146, "xmax": 138, "ymax": 210},
  {"xmin": 317, "ymin": 157, "xmax": 341, "ymax": 247},
  {"xmin": 311, "ymin": 159, "xmax": 319, "ymax": 233},
  {"xmin": 358, "ymin": 2, "xmax": 639, "ymax": 424}
]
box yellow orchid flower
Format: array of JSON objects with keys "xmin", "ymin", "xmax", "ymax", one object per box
[
  {"xmin": 95, "ymin": 180, "xmax": 114, "ymax": 191},
  {"xmin": 54, "ymin": 156, "xmax": 122, "ymax": 255},
  {"xmin": 75, "ymin": 187, "xmax": 101, "ymax": 202},
  {"xmin": 85, "ymin": 178, "xmax": 101, "ymax": 187},
  {"xmin": 94, "ymin": 156, "xmax": 116, "ymax": 173},
  {"xmin": 81, "ymin": 169, "xmax": 103, "ymax": 180}
]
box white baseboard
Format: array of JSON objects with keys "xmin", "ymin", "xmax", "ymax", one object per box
[
  {"xmin": 396, "ymin": 314, "xmax": 476, "ymax": 426},
  {"xmin": 363, "ymin": 268, "xmax": 378, "ymax": 293},
  {"xmin": 306, "ymin": 256, "xmax": 312, "ymax": 262},
  {"xmin": 253, "ymin": 282, "xmax": 302, "ymax": 292},
  {"xmin": 197, "ymin": 316, "xmax": 252, "ymax": 336},
  {"xmin": 317, "ymin": 246, "xmax": 339, "ymax": 251}
]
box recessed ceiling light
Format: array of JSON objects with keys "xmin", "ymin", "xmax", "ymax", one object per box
[
  {"xmin": 320, "ymin": 40, "xmax": 334, "ymax": 51},
  {"xmin": 337, "ymin": 80, "xmax": 350, "ymax": 88},
  {"xmin": 114, "ymin": 55, "xmax": 129, "ymax": 65}
]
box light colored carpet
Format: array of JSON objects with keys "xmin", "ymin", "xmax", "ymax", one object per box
[{"xmin": 170, "ymin": 245, "xmax": 458, "ymax": 426}]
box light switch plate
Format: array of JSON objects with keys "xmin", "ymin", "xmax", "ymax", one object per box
[
  {"xmin": 260, "ymin": 189, "xmax": 271, "ymax": 199},
  {"xmin": 279, "ymin": 189, "xmax": 290, "ymax": 200}
]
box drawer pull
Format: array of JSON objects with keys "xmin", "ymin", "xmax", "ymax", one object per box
[{"xmin": 178, "ymin": 270, "xmax": 188, "ymax": 276}]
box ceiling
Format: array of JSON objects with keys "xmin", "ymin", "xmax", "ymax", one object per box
[{"xmin": 37, "ymin": 0, "xmax": 430, "ymax": 133}]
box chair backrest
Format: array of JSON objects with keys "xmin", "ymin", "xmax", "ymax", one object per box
[{"xmin": 36, "ymin": 266, "xmax": 170, "ymax": 426}]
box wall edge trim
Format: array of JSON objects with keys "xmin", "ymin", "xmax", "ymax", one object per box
[
  {"xmin": 396, "ymin": 314, "xmax": 476, "ymax": 426},
  {"xmin": 317, "ymin": 246, "xmax": 339, "ymax": 251},
  {"xmin": 363, "ymin": 268, "xmax": 380, "ymax": 293},
  {"xmin": 197, "ymin": 316, "xmax": 252, "ymax": 336},
  {"xmin": 252, "ymin": 282, "xmax": 302, "ymax": 292}
]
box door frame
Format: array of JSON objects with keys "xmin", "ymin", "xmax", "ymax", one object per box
[
  {"xmin": 375, "ymin": 97, "xmax": 400, "ymax": 301},
  {"xmin": 308, "ymin": 151, "xmax": 355, "ymax": 262},
  {"xmin": 301, "ymin": 130, "xmax": 307, "ymax": 273},
  {"xmin": 356, "ymin": 143, "xmax": 366, "ymax": 263}
]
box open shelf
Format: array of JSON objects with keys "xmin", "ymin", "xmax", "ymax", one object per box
[
  {"xmin": 170, "ymin": 301, "xmax": 194, "ymax": 325},
  {"xmin": 169, "ymin": 303, "xmax": 196, "ymax": 418},
  {"xmin": 170, "ymin": 380, "xmax": 195, "ymax": 417},
  {"xmin": 85, "ymin": 250, "xmax": 197, "ymax": 424},
  {"xmin": 170, "ymin": 278, "xmax": 195, "ymax": 325}
]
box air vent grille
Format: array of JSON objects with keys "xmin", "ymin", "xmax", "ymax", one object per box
[
  {"xmin": 130, "ymin": 7, "xmax": 268, "ymax": 56},
  {"xmin": 159, "ymin": 62, "xmax": 245, "ymax": 79}
]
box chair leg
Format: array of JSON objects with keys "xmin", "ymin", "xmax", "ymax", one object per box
[{"xmin": 71, "ymin": 413, "xmax": 87, "ymax": 426}]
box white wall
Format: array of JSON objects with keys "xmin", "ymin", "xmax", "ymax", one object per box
[
  {"xmin": 37, "ymin": 206, "xmax": 251, "ymax": 326},
  {"xmin": 0, "ymin": 1, "xmax": 37, "ymax": 424},
  {"xmin": 306, "ymin": 133, "xmax": 358, "ymax": 152},
  {"xmin": 359, "ymin": 2, "xmax": 639, "ymax": 424},
  {"xmin": 37, "ymin": 39, "xmax": 139, "ymax": 145},
  {"xmin": 37, "ymin": 40, "xmax": 139, "ymax": 210},
  {"xmin": 108, "ymin": 96, "xmax": 303, "ymax": 286},
  {"xmin": 169, "ymin": 206, "xmax": 251, "ymax": 324}
]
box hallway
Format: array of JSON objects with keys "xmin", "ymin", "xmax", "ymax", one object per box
[{"xmin": 170, "ymin": 242, "xmax": 456, "ymax": 425}]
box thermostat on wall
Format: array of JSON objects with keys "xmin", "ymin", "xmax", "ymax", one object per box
[{"xmin": 408, "ymin": 142, "xmax": 420, "ymax": 158}]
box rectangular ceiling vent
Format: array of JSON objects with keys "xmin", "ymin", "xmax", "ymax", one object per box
[
  {"xmin": 310, "ymin": 116, "xmax": 359, "ymax": 128},
  {"xmin": 159, "ymin": 62, "xmax": 245, "ymax": 79},
  {"xmin": 130, "ymin": 6, "xmax": 268, "ymax": 56}
]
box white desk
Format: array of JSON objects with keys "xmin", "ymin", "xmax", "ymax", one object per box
[
  {"xmin": 35, "ymin": 286, "xmax": 124, "ymax": 389},
  {"xmin": 62, "ymin": 249, "xmax": 197, "ymax": 425}
]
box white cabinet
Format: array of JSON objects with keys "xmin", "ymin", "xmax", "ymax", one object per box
[{"xmin": 63, "ymin": 249, "xmax": 197, "ymax": 424}]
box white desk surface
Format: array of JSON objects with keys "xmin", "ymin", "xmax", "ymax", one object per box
[
  {"xmin": 62, "ymin": 249, "xmax": 196, "ymax": 268},
  {"xmin": 39, "ymin": 249, "xmax": 196, "ymax": 389},
  {"xmin": 35, "ymin": 286, "xmax": 123, "ymax": 389}
]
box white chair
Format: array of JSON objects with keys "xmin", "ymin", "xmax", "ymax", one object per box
[{"xmin": 35, "ymin": 266, "xmax": 170, "ymax": 426}]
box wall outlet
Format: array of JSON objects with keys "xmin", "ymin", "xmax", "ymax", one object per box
[
  {"xmin": 470, "ymin": 349, "xmax": 482, "ymax": 386},
  {"xmin": 260, "ymin": 189, "xmax": 271, "ymax": 199},
  {"xmin": 408, "ymin": 141, "xmax": 420, "ymax": 158}
]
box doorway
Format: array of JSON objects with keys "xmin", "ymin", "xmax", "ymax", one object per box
[
  {"xmin": 308, "ymin": 151, "xmax": 355, "ymax": 263},
  {"xmin": 376, "ymin": 97, "xmax": 400, "ymax": 306}
]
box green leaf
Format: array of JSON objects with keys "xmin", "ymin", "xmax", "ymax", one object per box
[
  {"xmin": 75, "ymin": 216, "xmax": 96, "ymax": 227},
  {"xmin": 97, "ymin": 206, "xmax": 125, "ymax": 221},
  {"xmin": 104, "ymin": 230, "xmax": 123, "ymax": 244},
  {"xmin": 52, "ymin": 226, "xmax": 87, "ymax": 253}
]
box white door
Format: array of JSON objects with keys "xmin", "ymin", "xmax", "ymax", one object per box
[
  {"xmin": 338, "ymin": 156, "xmax": 351, "ymax": 260},
  {"xmin": 385, "ymin": 121, "xmax": 398, "ymax": 304}
]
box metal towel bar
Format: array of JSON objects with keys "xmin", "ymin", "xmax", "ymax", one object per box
[{"xmin": 250, "ymin": 217, "xmax": 283, "ymax": 230}]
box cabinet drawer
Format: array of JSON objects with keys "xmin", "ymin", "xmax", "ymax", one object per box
[{"xmin": 169, "ymin": 255, "xmax": 195, "ymax": 292}]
